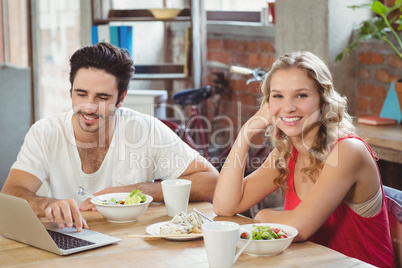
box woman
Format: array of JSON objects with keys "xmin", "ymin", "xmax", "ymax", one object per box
[{"xmin": 213, "ymin": 51, "xmax": 394, "ymax": 267}]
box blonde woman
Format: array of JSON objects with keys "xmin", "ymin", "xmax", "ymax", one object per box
[{"xmin": 213, "ymin": 51, "xmax": 394, "ymax": 267}]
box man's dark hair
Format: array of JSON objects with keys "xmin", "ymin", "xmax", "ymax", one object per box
[{"xmin": 69, "ymin": 42, "xmax": 135, "ymax": 103}]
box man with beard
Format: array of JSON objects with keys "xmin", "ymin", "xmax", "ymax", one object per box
[{"xmin": 1, "ymin": 43, "xmax": 218, "ymax": 231}]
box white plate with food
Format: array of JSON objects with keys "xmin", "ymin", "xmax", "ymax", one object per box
[{"xmin": 146, "ymin": 221, "xmax": 203, "ymax": 241}]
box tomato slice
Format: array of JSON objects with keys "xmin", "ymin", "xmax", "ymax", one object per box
[{"xmin": 240, "ymin": 232, "xmax": 249, "ymax": 239}]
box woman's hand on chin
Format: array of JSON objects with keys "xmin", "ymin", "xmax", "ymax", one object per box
[{"xmin": 243, "ymin": 102, "xmax": 272, "ymax": 138}]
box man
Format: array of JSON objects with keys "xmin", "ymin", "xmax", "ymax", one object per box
[{"xmin": 1, "ymin": 42, "xmax": 218, "ymax": 231}]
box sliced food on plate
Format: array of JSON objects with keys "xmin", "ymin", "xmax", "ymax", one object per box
[{"xmin": 160, "ymin": 212, "xmax": 204, "ymax": 235}]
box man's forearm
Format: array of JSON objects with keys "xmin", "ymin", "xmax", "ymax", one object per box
[
  {"xmin": 131, "ymin": 181, "xmax": 164, "ymax": 202},
  {"xmin": 180, "ymin": 170, "xmax": 218, "ymax": 202},
  {"xmin": 130, "ymin": 174, "xmax": 216, "ymax": 203},
  {"xmin": 1, "ymin": 185, "xmax": 56, "ymax": 217}
]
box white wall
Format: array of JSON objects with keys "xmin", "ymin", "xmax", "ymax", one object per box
[{"xmin": 0, "ymin": 64, "xmax": 30, "ymax": 188}]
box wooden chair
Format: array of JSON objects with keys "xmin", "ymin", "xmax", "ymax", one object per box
[{"xmin": 384, "ymin": 185, "xmax": 402, "ymax": 268}]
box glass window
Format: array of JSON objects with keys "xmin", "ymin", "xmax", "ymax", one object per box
[{"xmin": 37, "ymin": 0, "xmax": 81, "ymax": 118}]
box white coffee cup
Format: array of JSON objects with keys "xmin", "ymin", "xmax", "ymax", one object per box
[
  {"xmin": 161, "ymin": 179, "xmax": 191, "ymax": 217},
  {"xmin": 203, "ymin": 221, "xmax": 252, "ymax": 268}
]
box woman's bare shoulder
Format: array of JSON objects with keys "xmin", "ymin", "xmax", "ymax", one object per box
[{"xmin": 326, "ymin": 137, "xmax": 372, "ymax": 166}]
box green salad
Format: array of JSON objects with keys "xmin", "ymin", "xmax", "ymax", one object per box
[
  {"xmin": 102, "ymin": 189, "xmax": 146, "ymax": 205},
  {"xmin": 240, "ymin": 225, "xmax": 289, "ymax": 240}
]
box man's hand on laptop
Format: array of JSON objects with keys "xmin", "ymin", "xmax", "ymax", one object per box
[{"xmin": 44, "ymin": 199, "xmax": 89, "ymax": 232}]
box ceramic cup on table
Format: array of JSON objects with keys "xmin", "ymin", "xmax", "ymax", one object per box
[
  {"xmin": 161, "ymin": 179, "xmax": 191, "ymax": 217},
  {"xmin": 202, "ymin": 221, "xmax": 252, "ymax": 268}
]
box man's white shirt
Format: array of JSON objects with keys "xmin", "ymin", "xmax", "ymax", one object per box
[{"xmin": 12, "ymin": 107, "xmax": 199, "ymax": 203}]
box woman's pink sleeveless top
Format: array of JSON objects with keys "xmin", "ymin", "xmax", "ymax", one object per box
[{"xmin": 284, "ymin": 134, "xmax": 394, "ymax": 268}]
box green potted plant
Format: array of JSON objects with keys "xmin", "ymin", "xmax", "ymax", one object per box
[
  {"xmin": 336, "ymin": 0, "xmax": 402, "ymax": 118},
  {"xmin": 336, "ymin": 0, "xmax": 401, "ymax": 61}
]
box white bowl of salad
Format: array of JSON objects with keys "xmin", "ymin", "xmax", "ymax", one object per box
[
  {"xmin": 91, "ymin": 190, "xmax": 153, "ymax": 223},
  {"xmin": 237, "ymin": 223, "xmax": 298, "ymax": 256}
]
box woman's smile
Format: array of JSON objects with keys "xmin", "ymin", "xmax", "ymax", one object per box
[{"xmin": 280, "ymin": 116, "xmax": 302, "ymax": 125}]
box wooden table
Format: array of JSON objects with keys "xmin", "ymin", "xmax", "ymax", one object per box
[
  {"xmin": 0, "ymin": 202, "xmax": 373, "ymax": 267},
  {"xmin": 356, "ymin": 123, "xmax": 402, "ymax": 164}
]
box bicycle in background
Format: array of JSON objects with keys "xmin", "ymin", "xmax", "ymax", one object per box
[
  {"xmin": 229, "ymin": 65, "xmax": 267, "ymax": 85},
  {"xmin": 160, "ymin": 65, "xmax": 272, "ymax": 174}
]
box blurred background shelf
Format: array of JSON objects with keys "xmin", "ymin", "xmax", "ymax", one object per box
[
  {"xmin": 93, "ymin": 8, "xmax": 192, "ymax": 24},
  {"xmin": 90, "ymin": 1, "xmax": 205, "ymax": 89}
]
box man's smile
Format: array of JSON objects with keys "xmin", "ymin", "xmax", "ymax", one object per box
[{"xmin": 81, "ymin": 113, "xmax": 100, "ymax": 123}]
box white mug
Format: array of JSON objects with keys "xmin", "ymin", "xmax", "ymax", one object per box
[
  {"xmin": 203, "ymin": 221, "xmax": 252, "ymax": 268},
  {"xmin": 161, "ymin": 179, "xmax": 191, "ymax": 217}
]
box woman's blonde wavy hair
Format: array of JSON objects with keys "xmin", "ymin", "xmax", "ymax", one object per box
[{"xmin": 260, "ymin": 51, "xmax": 355, "ymax": 192}]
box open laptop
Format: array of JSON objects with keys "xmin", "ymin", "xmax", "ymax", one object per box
[{"xmin": 0, "ymin": 193, "xmax": 121, "ymax": 255}]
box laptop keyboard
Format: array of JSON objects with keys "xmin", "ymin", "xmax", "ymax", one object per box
[{"xmin": 47, "ymin": 229, "xmax": 95, "ymax": 250}]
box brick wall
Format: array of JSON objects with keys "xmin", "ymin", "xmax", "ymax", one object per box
[
  {"xmin": 205, "ymin": 34, "xmax": 275, "ymax": 143},
  {"xmin": 353, "ymin": 34, "xmax": 401, "ymax": 190},
  {"xmin": 356, "ymin": 33, "xmax": 402, "ymax": 117},
  {"xmin": 204, "ymin": 32, "xmax": 402, "ymax": 121},
  {"xmin": 202, "ymin": 32, "xmax": 402, "ymax": 134}
]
